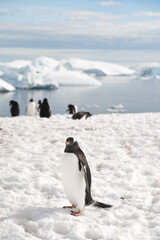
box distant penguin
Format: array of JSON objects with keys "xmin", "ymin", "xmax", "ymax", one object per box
[
  {"xmin": 40, "ymin": 98, "xmax": 51, "ymax": 118},
  {"xmin": 72, "ymin": 111, "xmax": 92, "ymax": 120},
  {"xmin": 9, "ymin": 100, "xmax": 20, "ymax": 117},
  {"xmin": 67, "ymin": 104, "xmax": 78, "ymax": 114},
  {"xmin": 36, "ymin": 100, "xmax": 42, "ymax": 115},
  {"xmin": 26, "ymin": 98, "xmax": 36, "ymax": 116},
  {"xmin": 61, "ymin": 137, "xmax": 112, "ymax": 216}
]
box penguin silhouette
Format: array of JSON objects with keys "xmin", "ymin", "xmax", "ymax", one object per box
[
  {"xmin": 36, "ymin": 100, "xmax": 42, "ymax": 115},
  {"xmin": 40, "ymin": 98, "xmax": 51, "ymax": 118},
  {"xmin": 9, "ymin": 100, "xmax": 20, "ymax": 117},
  {"xmin": 72, "ymin": 111, "xmax": 92, "ymax": 120},
  {"xmin": 67, "ymin": 104, "xmax": 78, "ymax": 114}
]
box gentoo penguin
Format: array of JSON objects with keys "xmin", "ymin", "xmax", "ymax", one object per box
[
  {"xmin": 61, "ymin": 137, "xmax": 112, "ymax": 216},
  {"xmin": 36, "ymin": 100, "xmax": 42, "ymax": 115},
  {"xmin": 26, "ymin": 98, "xmax": 36, "ymax": 116},
  {"xmin": 67, "ymin": 104, "xmax": 78, "ymax": 114},
  {"xmin": 40, "ymin": 98, "xmax": 51, "ymax": 118},
  {"xmin": 9, "ymin": 100, "xmax": 20, "ymax": 117},
  {"xmin": 72, "ymin": 111, "xmax": 92, "ymax": 120}
]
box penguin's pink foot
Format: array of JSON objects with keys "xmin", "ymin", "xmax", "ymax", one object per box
[
  {"xmin": 63, "ymin": 204, "xmax": 76, "ymax": 209},
  {"xmin": 71, "ymin": 210, "xmax": 82, "ymax": 216}
]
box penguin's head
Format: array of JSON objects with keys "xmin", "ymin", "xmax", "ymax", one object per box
[
  {"xmin": 66, "ymin": 137, "xmax": 74, "ymax": 145},
  {"xmin": 9, "ymin": 100, "xmax": 14, "ymax": 106}
]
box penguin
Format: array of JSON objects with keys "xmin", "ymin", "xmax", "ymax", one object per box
[
  {"xmin": 72, "ymin": 111, "xmax": 92, "ymax": 120},
  {"xmin": 9, "ymin": 100, "xmax": 20, "ymax": 117},
  {"xmin": 26, "ymin": 98, "xmax": 36, "ymax": 116},
  {"xmin": 67, "ymin": 104, "xmax": 78, "ymax": 114},
  {"xmin": 40, "ymin": 98, "xmax": 51, "ymax": 118},
  {"xmin": 36, "ymin": 100, "xmax": 42, "ymax": 115},
  {"xmin": 61, "ymin": 137, "xmax": 112, "ymax": 216}
]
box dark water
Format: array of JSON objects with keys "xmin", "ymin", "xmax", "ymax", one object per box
[{"xmin": 0, "ymin": 77, "xmax": 160, "ymax": 117}]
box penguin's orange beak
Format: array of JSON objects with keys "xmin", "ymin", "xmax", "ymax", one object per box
[{"xmin": 66, "ymin": 142, "xmax": 70, "ymax": 145}]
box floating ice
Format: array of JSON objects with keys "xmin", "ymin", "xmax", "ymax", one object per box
[{"xmin": 107, "ymin": 104, "xmax": 126, "ymax": 113}]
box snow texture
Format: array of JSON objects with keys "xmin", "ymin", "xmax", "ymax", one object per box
[
  {"xmin": 0, "ymin": 113, "xmax": 160, "ymax": 240},
  {"xmin": 0, "ymin": 56, "xmax": 134, "ymax": 91}
]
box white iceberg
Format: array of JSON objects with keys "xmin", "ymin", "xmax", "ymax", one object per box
[
  {"xmin": 63, "ymin": 57, "xmax": 134, "ymax": 76},
  {"xmin": 131, "ymin": 62, "xmax": 160, "ymax": 80},
  {"xmin": 0, "ymin": 56, "xmax": 136, "ymax": 90},
  {"xmin": 107, "ymin": 104, "xmax": 126, "ymax": 113},
  {"xmin": 0, "ymin": 78, "xmax": 15, "ymax": 92},
  {"xmin": 0, "ymin": 56, "xmax": 102, "ymax": 89}
]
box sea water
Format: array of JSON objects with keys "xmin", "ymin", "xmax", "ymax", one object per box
[{"xmin": 0, "ymin": 77, "xmax": 160, "ymax": 117}]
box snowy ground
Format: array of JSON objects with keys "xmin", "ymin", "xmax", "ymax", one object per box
[{"xmin": 0, "ymin": 113, "xmax": 160, "ymax": 240}]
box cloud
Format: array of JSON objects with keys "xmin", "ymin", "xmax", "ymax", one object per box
[
  {"xmin": 0, "ymin": 10, "xmax": 160, "ymax": 49},
  {"xmin": 64, "ymin": 11, "xmax": 121, "ymax": 21},
  {"xmin": 135, "ymin": 12, "xmax": 160, "ymax": 17},
  {"xmin": 100, "ymin": 1, "xmax": 121, "ymax": 7},
  {"xmin": 0, "ymin": 8, "xmax": 23, "ymax": 16},
  {"xmin": 0, "ymin": 20, "xmax": 160, "ymax": 41}
]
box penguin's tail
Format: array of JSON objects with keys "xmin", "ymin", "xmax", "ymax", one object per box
[{"xmin": 93, "ymin": 201, "xmax": 112, "ymax": 208}]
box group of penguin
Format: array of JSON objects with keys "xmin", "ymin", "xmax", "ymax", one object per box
[
  {"xmin": 9, "ymin": 98, "xmax": 51, "ymax": 118},
  {"xmin": 9, "ymin": 100, "xmax": 111, "ymax": 216},
  {"xmin": 9, "ymin": 100, "xmax": 92, "ymax": 120}
]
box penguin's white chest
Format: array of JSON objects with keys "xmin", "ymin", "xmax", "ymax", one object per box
[
  {"xmin": 27, "ymin": 103, "xmax": 36, "ymax": 116},
  {"xmin": 61, "ymin": 153, "xmax": 86, "ymax": 210}
]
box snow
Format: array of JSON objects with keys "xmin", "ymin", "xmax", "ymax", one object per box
[
  {"xmin": 0, "ymin": 56, "xmax": 135, "ymax": 91},
  {"xmin": 0, "ymin": 113, "xmax": 160, "ymax": 240}
]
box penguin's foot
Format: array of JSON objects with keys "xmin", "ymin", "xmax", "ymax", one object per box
[
  {"xmin": 71, "ymin": 210, "xmax": 82, "ymax": 216},
  {"xmin": 63, "ymin": 204, "xmax": 76, "ymax": 209}
]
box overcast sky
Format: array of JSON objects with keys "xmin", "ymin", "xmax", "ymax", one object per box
[{"xmin": 0, "ymin": 0, "xmax": 160, "ymax": 49}]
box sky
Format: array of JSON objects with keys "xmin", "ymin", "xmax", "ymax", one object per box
[{"xmin": 0, "ymin": 0, "xmax": 160, "ymax": 49}]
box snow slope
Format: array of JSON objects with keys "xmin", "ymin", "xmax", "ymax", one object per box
[{"xmin": 0, "ymin": 113, "xmax": 160, "ymax": 240}]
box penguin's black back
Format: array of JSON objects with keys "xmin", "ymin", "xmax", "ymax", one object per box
[
  {"xmin": 72, "ymin": 111, "xmax": 92, "ymax": 120},
  {"xmin": 40, "ymin": 98, "xmax": 51, "ymax": 118},
  {"xmin": 73, "ymin": 145, "xmax": 93, "ymax": 205},
  {"xmin": 9, "ymin": 100, "xmax": 20, "ymax": 117}
]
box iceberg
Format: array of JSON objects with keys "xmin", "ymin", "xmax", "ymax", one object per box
[
  {"xmin": 0, "ymin": 78, "xmax": 15, "ymax": 92},
  {"xmin": 131, "ymin": 63, "xmax": 160, "ymax": 80},
  {"xmin": 0, "ymin": 56, "xmax": 135, "ymax": 90},
  {"xmin": 63, "ymin": 57, "xmax": 134, "ymax": 76},
  {"xmin": 0, "ymin": 56, "xmax": 102, "ymax": 89},
  {"xmin": 107, "ymin": 104, "xmax": 126, "ymax": 113}
]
